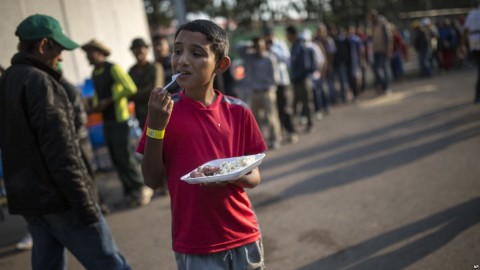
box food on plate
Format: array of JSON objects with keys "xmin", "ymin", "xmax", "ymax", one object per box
[
  {"xmin": 189, "ymin": 156, "xmax": 257, "ymax": 178},
  {"xmin": 202, "ymin": 165, "xmax": 221, "ymax": 176},
  {"xmin": 189, "ymin": 165, "xmax": 220, "ymax": 178},
  {"xmin": 218, "ymin": 156, "xmax": 255, "ymax": 175}
]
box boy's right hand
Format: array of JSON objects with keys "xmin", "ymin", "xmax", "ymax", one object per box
[{"xmin": 147, "ymin": 87, "xmax": 174, "ymax": 130}]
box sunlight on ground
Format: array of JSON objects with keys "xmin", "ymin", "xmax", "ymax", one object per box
[{"xmin": 359, "ymin": 85, "xmax": 438, "ymax": 108}]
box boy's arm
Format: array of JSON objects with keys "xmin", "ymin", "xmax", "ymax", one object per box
[
  {"xmin": 202, "ymin": 167, "xmax": 261, "ymax": 189},
  {"xmin": 141, "ymin": 135, "xmax": 165, "ymax": 189},
  {"xmin": 141, "ymin": 89, "xmax": 174, "ymax": 189},
  {"xmin": 232, "ymin": 167, "xmax": 261, "ymax": 189}
]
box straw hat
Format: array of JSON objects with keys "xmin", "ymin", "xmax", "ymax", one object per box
[{"xmin": 81, "ymin": 39, "xmax": 111, "ymax": 56}]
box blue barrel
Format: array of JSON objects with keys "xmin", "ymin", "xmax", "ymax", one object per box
[
  {"xmin": 88, "ymin": 124, "xmax": 105, "ymax": 148},
  {"xmin": 82, "ymin": 79, "xmax": 95, "ymax": 98}
]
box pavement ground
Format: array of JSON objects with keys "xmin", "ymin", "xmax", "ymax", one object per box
[{"xmin": 0, "ymin": 67, "xmax": 479, "ymax": 270}]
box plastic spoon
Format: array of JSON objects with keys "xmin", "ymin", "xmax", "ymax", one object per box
[{"xmin": 160, "ymin": 73, "xmax": 181, "ymax": 94}]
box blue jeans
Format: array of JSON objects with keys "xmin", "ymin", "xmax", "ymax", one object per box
[
  {"xmin": 418, "ymin": 48, "xmax": 432, "ymax": 77},
  {"xmin": 24, "ymin": 207, "xmax": 131, "ymax": 270},
  {"xmin": 175, "ymin": 239, "xmax": 265, "ymax": 270},
  {"xmin": 335, "ymin": 64, "xmax": 349, "ymax": 102},
  {"xmin": 313, "ymin": 78, "xmax": 330, "ymax": 112},
  {"xmin": 325, "ymin": 73, "xmax": 337, "ymax": 105},
  {"xmin": 390, "ymin": 52, "xmax": 404, "ymax": 80},
  {"xmin": 372, "ymin": 52, "xmax": 390, "ymax": 91}
]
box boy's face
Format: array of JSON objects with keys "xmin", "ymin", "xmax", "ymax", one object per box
[{"xmin": 172, "ymin": 30, "xmax": 219, "ymax": 91}]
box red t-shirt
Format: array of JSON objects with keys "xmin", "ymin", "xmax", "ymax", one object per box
[{"xmin": 137, "ymin": 90, "xmax": 267, "ymax": 254}]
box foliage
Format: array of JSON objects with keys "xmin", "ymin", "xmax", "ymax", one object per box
[{"xmin": 145, "ymin": 0, "xmax": 475, "ymax": 29}]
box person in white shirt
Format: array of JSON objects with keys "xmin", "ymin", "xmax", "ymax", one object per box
[{"xmin": 264, "ymin": 27, "xmax": 299, "ymax": 144}]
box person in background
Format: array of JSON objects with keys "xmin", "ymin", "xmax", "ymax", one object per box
[
  {"xmin": 346, "ymin": 25, "xmax": 363, "ymax": 100},
  {"xmin": 81, "ymin": 39, "xmax": 153, "ymax": 208},
  {"xmin": 438, "ymin": 18, "xmax": 458, "ymax": 71},
  {"xmin": 264, "ymin": 26, "xmax": 299, "ymax": 144},
  {"xmin": 286, "ymin": 25, "xmax": 317, "ymax": 132},
  {"xmin": 301, "ymin": 29, "xmax": 328, "ymax": 119},
  {"xmin": 330, "ymin": 25, "xmax": 352, "ymax": 103},
  {"xmin": 315, "ymin": 23, "xmax": 338, "ymax": 105},
  {"xmin": 390, "ymin": 23, "xmax": 409, "ymax": 81},
  {"xmin": 0, "ymin": 14, "xmax": 130, "ymax": 269},
  {"xmin": 422, "ymin": 18, "xmax": 440, "ymax": 73},
  {"xmin": 152, "ymin": 34, "xmax": 178, "ymax": 92},
  {"xmin": 139, "ymin": 19, "xmax": 267, "ymax": 269},
  {"xmin": 355, "ymin": 25, "xmax": 369, "ymax": 92},
  {"xmin": 238, "ymin": 36, "xmax": 283, "ymax": 149},
  {"xmin": 128, "ymin": 37, "xmax": 164, "ymax": 130},
  {"xmin": 368, "ymin": 9, "xmax": 393, "ymax": 95},
  {"xmin": 412, "ymin": 20, "xmax": 433, "ymax": 78},
  {"xmin": 464, "ymin": 0, "xmax": 480, "ymax": 104}
]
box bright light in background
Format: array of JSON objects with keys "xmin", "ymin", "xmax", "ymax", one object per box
[{"xmin": 180, "ymin": 0, "xmax": 333, "ymax": 23}]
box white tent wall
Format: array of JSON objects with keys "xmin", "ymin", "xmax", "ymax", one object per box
[{"xmin": 0, "ymin": 0, "xmax": 152, "ymax": 87}]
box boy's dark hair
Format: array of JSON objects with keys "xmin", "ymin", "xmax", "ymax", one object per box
[
  {"xmin": 174, "ymin": 19, "xmax": 229, "ymax": 61},
  {"xmin": 286, "ymin": 25, "xmax": 297, "ymax": 35}
]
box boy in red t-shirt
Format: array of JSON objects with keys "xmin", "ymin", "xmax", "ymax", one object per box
[{"xmin": 137, "ymin": 19, "xmax": 267, "ymax": 269}]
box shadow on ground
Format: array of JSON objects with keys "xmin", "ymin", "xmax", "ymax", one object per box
[
  {"xmin": 297, "ymin": 197, "xmax": 480, "ymax": 270},
  {"xmin": 252, "ymin": 102, "xmax": 480, "ymax": 208}
]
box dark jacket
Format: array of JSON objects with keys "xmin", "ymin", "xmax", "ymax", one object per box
[
  {"xmin": 61, "ymin": 78, "xmax": 89, "ymax": 140},
  {"xmin": 290, "ymin": 38, "xmax": 317, "ymax": 83},
  {"xmin": 0, "ymin": 52, "xmax": 99, "ymax": 225}
]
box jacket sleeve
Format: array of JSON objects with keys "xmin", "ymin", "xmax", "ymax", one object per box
[
  {"xmin": 110, "ymin": 64, "xmax": 138, "ymax": 101},
  {"xmin": 27, "ymin": 78, "xmax": 99, "ymax": 225}
]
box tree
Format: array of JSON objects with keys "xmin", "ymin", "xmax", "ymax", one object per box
[{"xmin": 144, "ymin": 0, "xmax": 474, "ymax": 30}]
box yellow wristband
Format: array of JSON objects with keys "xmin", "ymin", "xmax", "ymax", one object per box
[{"xmin": 146, "ymin": 127, "xmax": 165, "ymax": 139}]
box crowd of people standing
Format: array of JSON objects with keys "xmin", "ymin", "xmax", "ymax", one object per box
[
  {"xmin": 233, "ymin": 9, "xmax": 477, "ymax": 150},
  {"xmin": 0, "ymin": 4, "xmax": 479, "ymax": 269}
]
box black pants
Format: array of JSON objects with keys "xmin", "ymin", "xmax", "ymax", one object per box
[
  {"xmin": 293, "ymin": 79, "xmax": 314, "ymax": 129},
  {"xmin": 276, "ymin": 85, "xmax": 296, "ymax": 134},
  {"xmin": 103, "ymin": 121, "xmax": 144, "ymax": 196}
]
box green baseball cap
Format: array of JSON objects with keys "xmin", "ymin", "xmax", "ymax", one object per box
[{"xmin": 15, "ymin": 14, "xmax": 79, "ymax": 50}]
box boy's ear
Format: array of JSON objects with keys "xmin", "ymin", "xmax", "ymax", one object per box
[{"xmin": 215, "ymin": 56, "xmax": 231, "ymax": 74}]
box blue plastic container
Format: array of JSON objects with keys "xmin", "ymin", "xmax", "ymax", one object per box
[
  {"xmin": 81, "ymin": 79, "xmax": 95, "ymax": 98},
  {"xmin": 88, "ymin": 124, "xmax": 105, "ymax": 148}
]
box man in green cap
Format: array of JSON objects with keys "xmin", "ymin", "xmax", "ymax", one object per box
[{"xmin": 0, "ymin": 14, "xmax": 131, "ymax": 270}]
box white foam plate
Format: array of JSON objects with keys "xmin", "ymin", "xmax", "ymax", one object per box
[{"xmin": 180, "ymin": 153, "xmax": 266, "ymax": 184}]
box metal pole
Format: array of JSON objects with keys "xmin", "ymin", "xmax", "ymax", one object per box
[{"xmin": 172, "ymin": 0, "xmax": 187, "ymax": 25}]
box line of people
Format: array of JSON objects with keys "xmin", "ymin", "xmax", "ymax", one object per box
[
  {"xmin": 234, "ymin": 10, "xmax": 395, "ymax": 151},
  {"xmin": 233, "ymin": 8, "xmax": 479, "ymax": 150}
]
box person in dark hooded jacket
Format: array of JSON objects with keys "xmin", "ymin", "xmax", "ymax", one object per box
[{"xmin": 0, "ymin": 14, "xmax": 130, "ymax": 270}]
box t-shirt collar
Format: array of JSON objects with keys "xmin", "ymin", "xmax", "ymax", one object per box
[{"xmin": 180, "ymin": 89, "xmax": 222, "ymax": 109}]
